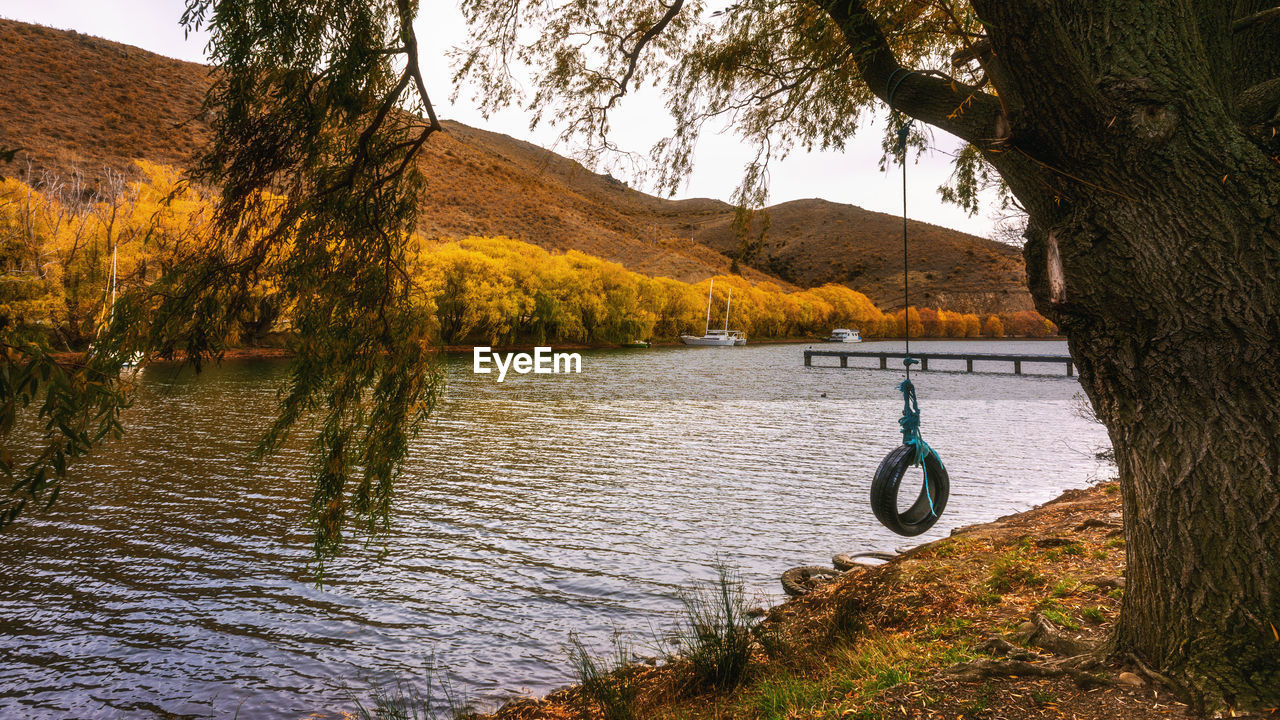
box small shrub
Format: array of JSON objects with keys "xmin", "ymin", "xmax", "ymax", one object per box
[{"xmin": 672, "ymin": 564, "xmax": 758, "ymax": 691}]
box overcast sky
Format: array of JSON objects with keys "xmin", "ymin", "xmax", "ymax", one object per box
[{"xmin": 3, "ymin": 1, "xmax": 1001, "ymax": 238}]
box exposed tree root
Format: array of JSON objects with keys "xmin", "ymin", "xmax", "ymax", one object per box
[
  {"xmin": 944, "ymin": 654, "xmax": 1112, "ymax": 689},
  {"xmin": 1073, "ymin": 518, "xmax": 1120, "ymax": 532},
  {"xmin": 945, "ymin": 614, "xmax": 1110, "ymax": 689},
  {"xmin": 1013, "ymin": 612, "xmax": 1093, "ymax": 657},
  {"xmin": 1123, "ymin": 652, "xmax": 1193, "ymax": 707},
  {"xmin": 1085, "ymin": 575, "xmax": 1126, "ymax": 590}
]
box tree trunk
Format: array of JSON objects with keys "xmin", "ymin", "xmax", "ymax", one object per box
[
  {"xmin": 1010, "ymin": 35, "xmax": 1280, "ymax": 713},
  {"xmin": 1041, "ymin": 186, "xmax": 1280, "ymax": 710},
  {"xmin": 815, "ymin": 0, "xmax": 1280, "ymax": 708},
  {"xmin": 845, "ymin": 0, "xmax": 1280, "ymax": 710}
]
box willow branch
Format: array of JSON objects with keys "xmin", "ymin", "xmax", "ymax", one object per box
[{"xmin": 604, "ymin": 0, "xmax": 685, "ymax": 110}]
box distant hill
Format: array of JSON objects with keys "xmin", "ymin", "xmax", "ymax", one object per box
[
  {"xmin": 693, "ymin": 199, "xmax": 1031, "ymax": 313},
  {"xmin": 0, "ymin": 18, "xmax": 1033, "ymax": 313}
]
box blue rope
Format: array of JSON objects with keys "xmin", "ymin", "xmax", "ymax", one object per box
[
  {"xmin": 898, "ymin": 375, "xmax": 940, "ymax": 517},
  {"xmin": 886, "ymin": 67, "xmax": 943, "ymax": 520}
]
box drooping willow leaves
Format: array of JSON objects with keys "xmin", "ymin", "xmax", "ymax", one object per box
[
  {"xmin": 165, "ymin": 0, "xmax": 447, "ymax": 561},
  {"xmin": 2, "ymin": 2, "xmax": 448, "ymax": 564},
  {"xmin": 454, "ymin": 0, "xmax": 997, "ymax": 209}
]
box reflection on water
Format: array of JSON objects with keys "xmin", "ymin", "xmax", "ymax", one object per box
[{"xmin": 0, "ymin": 340, "xmax": 1110, "ymax": 718}]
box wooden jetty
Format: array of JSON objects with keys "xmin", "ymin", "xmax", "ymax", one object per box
[{"xmin": 803, "ymin": 348, "xmax": 1076, "ymax": 376}]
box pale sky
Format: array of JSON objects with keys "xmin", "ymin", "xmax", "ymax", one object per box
[{"xmin": 2, "ymin": 1, "xmax": 1000, "ymax": 238}]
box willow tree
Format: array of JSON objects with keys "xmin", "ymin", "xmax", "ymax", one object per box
[
  {"xmin": 2, "ymin": 1, "xmax": 446, "ymax": 563},
  {"xmin": 451, "ymin": 0, "xmax": 1280, "ymax": 712}
]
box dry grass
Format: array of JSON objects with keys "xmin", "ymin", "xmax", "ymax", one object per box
[{"xmin": 693, "ymin": 198, "xmax": 1032, "ymax": 314}]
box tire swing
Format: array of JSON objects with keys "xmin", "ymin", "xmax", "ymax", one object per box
[{"xmin": 870, "ymin": 84, "xmax": 950, "ymax": 537}]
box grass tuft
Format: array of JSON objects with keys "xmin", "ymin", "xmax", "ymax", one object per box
[
  {"xmin": 672, "ymin": 563, "xmax": 758, "ymax": 691},
  {"xmin": 987, "ymin": 551, "xmax": 1044, "ymax": 592},
  {"xmin": 344, "ymin": 665, "xmax": 467, "ymax": 720},
  {"xmin": 1081, "ymin": 606, "xmax": 1107, "ymax": 623},
  {"xmin": 569, "ymin": 632, "xmax": 638, "ymax": 720}
]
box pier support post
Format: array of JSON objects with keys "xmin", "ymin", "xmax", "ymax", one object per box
[
  {"xmin": 967, "ymin": 358, "xmax": 974, "ymax": 373},
  {"xmin": 840, "ymin": 356, "xmax": 848, "ymax": 368},
  {"xmin": 921, "ymin": 357, "xmax": 929, "ymax": 371},
  {"xmin": 879, "ymin": 355, "xmax": 887, "ymax": 369},
  {"xmin": 1067, "ymin": 362, "xmax": 1074, "ymax": 376},
  {"xmin": 804, "ymin": 351, "xmax": 811, "ymax": 367},
  {"xmin": 1014, "ymin": 360, "xmax": 1022, "ymax": 375}
]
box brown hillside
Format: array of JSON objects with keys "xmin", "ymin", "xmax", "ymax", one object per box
[
  {"xmin": 694, "ymin": 198, "xmax": 1033, "ymax": 313},
  {"xmin": 0, "ymin": 18, "xmax": 1032, "ymax": 312}
]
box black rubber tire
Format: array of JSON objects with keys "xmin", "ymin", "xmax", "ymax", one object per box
[
  {"xmin": 780, "ymin": 566, "xmax": 842, "ymax": 597},
  {"xmin": 832, "ymin": 551, "xmax": 898, "ymax": 572},
  {"xmin": 870, "ymin": 443, "xmax": 949, "ymax": 537}
]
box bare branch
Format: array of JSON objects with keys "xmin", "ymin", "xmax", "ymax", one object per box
[{"xmin": 604, "ymin": 0, "xmax": 685, "ymax": 110}]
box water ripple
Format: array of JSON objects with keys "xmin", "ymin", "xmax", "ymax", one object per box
[{"xmin": 0, "ymin": 340, "xmax": 1110, "ymax": 718}]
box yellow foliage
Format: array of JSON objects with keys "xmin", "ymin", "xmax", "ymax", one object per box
[{"xmin": 2, "ymin": 161, "xmax": 1057, "ymax": 347}]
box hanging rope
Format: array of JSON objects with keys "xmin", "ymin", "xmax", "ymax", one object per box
[{"xmin": 868, "ymin": 75, "xmax": 950, "ymax": 537}]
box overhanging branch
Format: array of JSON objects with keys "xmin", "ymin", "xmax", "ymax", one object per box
[{"xmin": 813, "ymin": 0, "xmax": 1005, "ymax": 146}]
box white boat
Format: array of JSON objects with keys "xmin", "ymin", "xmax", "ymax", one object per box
[
  {"xmin": 105, "ymin": 244, "xmax": 145, "ymax": 370},
  {"xmin": 681, "ymin": 279, "xmax": 747, "ymax": 346},
  {"xmin": 826, "ymin": 328, "xmax": 862, "ymax": 343},
  {"xmin": 682, "ymin": 329, "xmax": 741, "ymax": 346}
]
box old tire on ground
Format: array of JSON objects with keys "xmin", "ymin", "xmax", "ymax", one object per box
[
  {"xmin": 832, "ymin": 552, "xmax": 898, "ymax": 572},
  {"xmin": 781, "ymin": 566, "xmax": 842, "ymax": 597},
  {"xmin": 870, "ymin": 443, "xmax": 949, "ymax": 537}
]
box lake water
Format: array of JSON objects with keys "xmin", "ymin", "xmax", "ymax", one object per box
[{"xmin": 0, "ymin": 340, "xmax": 1111, "ymax": 718}]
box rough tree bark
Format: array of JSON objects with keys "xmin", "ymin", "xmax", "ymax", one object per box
[{"xmin": 819, "ymin": 0, "xmax": 1280, "ymax": 712}]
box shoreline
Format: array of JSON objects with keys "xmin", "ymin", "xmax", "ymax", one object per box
[
  {"xmin": 457, "ymin": 480, "xmax": 1218, "ymax": 720},
  {"xmin": 104, "ymin": 335, "xmax": 1068, "ymax": 365}
]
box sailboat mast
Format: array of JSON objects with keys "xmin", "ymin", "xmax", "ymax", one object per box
[
  {"xmin": 724, "ymin": 287, "xmax": 732, "ymax": 331},
  {"xmin": 109, "ymin": 243, "xmax": 118, "ymax": 323},
  {"xmin": 704, "ymin": 278, "xmax": 714, "ymax": 335}
]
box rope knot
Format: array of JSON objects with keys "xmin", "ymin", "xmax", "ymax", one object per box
[{"xmin": 897, "ymin": 378, "xmax": 922, "ymax": 444}]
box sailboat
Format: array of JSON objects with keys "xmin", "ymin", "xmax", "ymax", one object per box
[
  {"xmin": 106, "ymin": 244, "xmax": 145, "ymax": 369},
  {"xmin": 680, "ymin": 279, "xmax": 747, "ymax": 346}
]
